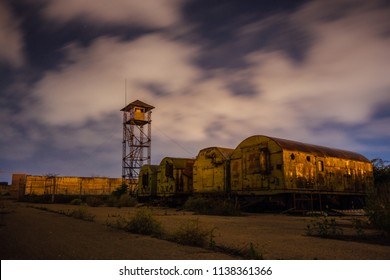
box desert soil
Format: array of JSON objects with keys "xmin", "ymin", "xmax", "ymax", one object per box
[{"xmin": 1, "ymin": 198, "xmax": 389, "ymax": 260}]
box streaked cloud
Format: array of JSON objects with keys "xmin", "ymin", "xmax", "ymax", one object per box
[
  {"xmin": 39, "ymin": 0, "xmax": 184, "ymax": 28},
  {"xmin": 2, "ymin": 0, "xmax": 389, "ymax": 182},
  {"xmin": 235, "ymin": 0, "xmax": 390, "ymax": 142},
  {"xmin": 26, "ymin": 0, "xmax": 390, "ymax": 153},
  {"xmin": 28, "ymin": 34, "xmax": 201, "ymax": 127},
  {"xmin": 0, "ymin": 1, "xmax": 24, "ymax": 67}
]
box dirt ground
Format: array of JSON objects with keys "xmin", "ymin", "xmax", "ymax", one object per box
[{"xmin": 1, "ymin": 198, "xmax": 389, "ymax": 260}]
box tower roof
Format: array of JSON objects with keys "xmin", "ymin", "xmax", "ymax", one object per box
[{"xmin": 120, "ymin": 100, "xmax": 155, "ymax": 112}]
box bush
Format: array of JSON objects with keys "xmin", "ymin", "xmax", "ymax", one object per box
[
  {"xmin": 112, "ymin": 184, "xmax": 128, "ymax": 198},
  {"xmin": 172, "ymin": 219, "xmax": 213, "ymax": 247},
  {"xmin": 366, "ymin": 158, "xmax": 390, "ymax": 236},
  {"xmin": 248, "ymin": 242, "xmax": 263, "ymax": 260},
  {"xmin": 352, "ymin": 218, "xmax": 367, "ymax": 236},
  {"xmin": 117, "ymin": 194, "xmax": 137, "ymax": 208},
  {"xmin": 105, "ymin": 195, "xmax": 118, "ymax": 207},
  {"xmin": 306, "ymin": 217, "xmax": 343, "ymax": 237},
  {"xmin": 105, "ymin": 194, "xmax": 137, "ymax": 208},
  {"xmin": 68, "ymin": 207, "xmax": 95, "ymax": 221},
  {"xmin": 183, "ymin": 197, "xmax": 210, "ymax": 213},
  {"xmin": 19, "ymin": 194, "xmax": 51, "ymax": 203},
  {"xmin": 183, "ymin": 197, "xmax": 241, "ymax": 216},
  {"xmin": 366, "ymin": 196, "xmax": 390, "ymax": 235},
  {"xmin": 112, "ymin": 209, "xmax": 162, "ymax": 236},
  {"xmin": 86, "ymin": 196, "xmax": 104, "ymax": 207},
  {"xmin": 70, "ymin": 198, "xmax": 83, "ymax": 205}
]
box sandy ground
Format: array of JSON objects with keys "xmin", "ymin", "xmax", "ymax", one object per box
[
  {"xmin": 0, "ymin": 200, "xmax": 235, "ymax": 260},
  {"xmin": 1, "ymin": 199, "xmax": 389, "ymax": 260}
]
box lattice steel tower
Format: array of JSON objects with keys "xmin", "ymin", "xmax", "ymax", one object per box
[{"xmin": 121, "ymin": 100, "xmax": 154, "ymax": 192}]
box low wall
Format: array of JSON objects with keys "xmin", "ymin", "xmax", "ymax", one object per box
[{"xmin": 11, "ymin": 174, "xmax": 133, "ymax": 198}]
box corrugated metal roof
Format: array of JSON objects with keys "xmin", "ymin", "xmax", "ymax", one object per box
[
  {"xmin": 160, "ymin": 157, "xmax": 195, "ymax": 168},
  {"xmin": 269, "ymin": 136, "xmax": 370, "ymax": 162},
  {"xmin": 120, "ymin": 100, "xmax": 155, "ymax": 112},
  {"xmin": 140, "ymin": 164, "xmax": 159, "ymax": 172},
  {"xmin": 215, "ymin": 147, "xmax": 234, "ymax": 159}
]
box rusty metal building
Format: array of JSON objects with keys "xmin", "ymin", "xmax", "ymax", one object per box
[
  {"xmin": 157, "ymin": 157, "xmax": 195, "ymax": 197},
  {"xmin": 229, "ymin": 135, "xmax": 373, "ymax": 209},
  {"xmin": 193, "ymin": 147, "xmax": 233, "ymax": 194}
]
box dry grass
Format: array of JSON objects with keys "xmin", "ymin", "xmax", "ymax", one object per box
[{"xmin": 27, "ymin": 203, "xmax": 390, "ymax": 259}]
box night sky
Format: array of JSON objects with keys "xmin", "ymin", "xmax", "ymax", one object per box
[{"xmin": 1, "ymin": 0, "xmax": 389, "ymax": 183}]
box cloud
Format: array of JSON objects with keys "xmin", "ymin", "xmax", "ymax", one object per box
[
  {"xmin": 0, "ymin": 1, "xmax": 24, "ymax": 67},
  {"xmin": 28, "ymin": 34, "xmax": 201, "ymax": 127},
  {"xmin": 235, "ymin": 0, "xmax": 390, "ymax": 142},
  {"xmin": 40, "ymin": 0, "xmax": 184, "ymax": 29},
  {"xmin": 0, "ymin": 110, "xmax": 38, "ymax": 160},
  {"xmin": 24, "ymin": 0, "xmax": 390, "ymax": 164},
  {"xmin": 358, "ymin": 118, "xmax": 390, "ymax": 139}
]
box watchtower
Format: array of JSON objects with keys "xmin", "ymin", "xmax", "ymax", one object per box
[{"xmin": 121, "ymin": 100, "xmax": 154, "ymax": 193}]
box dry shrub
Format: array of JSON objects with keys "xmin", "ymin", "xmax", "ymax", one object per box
[
  {"xmin": 69, "ymin": 198, "xmax": 83, "ymax": 205},
  {"xmin": 172, "ymin": 219, "xmax": 213, "ymax": 247},
  {"xmin": 68, "ymin": 207, "xmax": 95, "ymax": 221},
  {"xmin": 183, "ymin": 197, "xmax": 241, "ymax": 216},
  {"xmin": 110, "ymin": 209, "xmax": 163, "ymax": 236},
  {"xmin": 366, "ymin": 158, "xmax": 390, "ymax": 236},
  {"xmin": 117, "ymin": 194, "xmax": 137, "ymax": 208},
  {"xmin": 86, "ymin": 196, "xmax": 104, "ymax": 207},
  {"xmin": 306, "ymin": 217, "xmax": 343, "ymax": 237}
]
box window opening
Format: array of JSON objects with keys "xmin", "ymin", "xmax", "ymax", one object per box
[
  {"xmin": 259, "ymin": 148, "xmax": 271, "ymax": 175},
  {"xmin": 165, "ymin": 162, "xmax": 174, "ymax": 178},
  {"xmin": 142, "ymin": 173, "xmax": 149, "ymax": 188},
  {"xmin": 318, "ymin": 160, "xmax": 324, "ymax": 172}
]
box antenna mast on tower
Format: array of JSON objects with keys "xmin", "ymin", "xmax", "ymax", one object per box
[{"xmin": 120, "ymin": 100, "xmax": 154, "ymax": 194}]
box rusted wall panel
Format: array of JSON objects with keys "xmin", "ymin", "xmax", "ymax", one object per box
[
  {"xmin": 230, "ymin": 136, "xmax": 284, "ymax": 194},
  {"xmin": 10, "ymin": 173, "xmax": 27, "ymax": 198},
  {"xmin": 193, "ymin": 147, "xmax": 233, "ymax": 193},
  {"xmin": 16, "ymin": 175, "xmax": 123, "ymax": 196},
  {"xmin": 157, "ymin": 157, "xmax": 195, "ymax": 197},
  {"xmin": 230, "ymin": 135, "xmax": 373, "ymax": 195},
  {"xmin": 283, "ymin": 151, "xmax": 373, "ymax": 193},
  {"xmin": 138, "ymin": 164, "xmax": 159, "ymax": 197}
]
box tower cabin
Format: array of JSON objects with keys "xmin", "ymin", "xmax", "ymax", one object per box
[{"xmin": 121, "ymin": 99, "xmax": 155, "ymax": 125}]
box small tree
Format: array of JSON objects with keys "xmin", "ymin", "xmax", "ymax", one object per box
[
  {"xmin": 371, "ymin": 159, "xmax": 390, "ymax": 185},
  {"xmin": 112, "ymin": 184, "xmax": 128, "ymax": 198},
  {"xmin": 366, "ymin": 159, "xmax": 390, "ymax": 235}
]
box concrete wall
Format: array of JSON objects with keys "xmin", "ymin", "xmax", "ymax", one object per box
[{"xmin": 11, "ymin": 174, "xmax": 125, "ymax": 198}]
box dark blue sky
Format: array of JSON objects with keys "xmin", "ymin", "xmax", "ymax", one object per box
[{"xmin": 1, "ymin": 0, "xmax": 389, "ymax": 183}]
